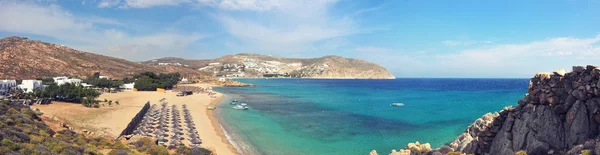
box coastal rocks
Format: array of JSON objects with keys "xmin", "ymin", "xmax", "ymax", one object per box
[
  {"xmin": 389, "ymin": 141, "xmax": 431, "ymax": 155},
  {"xmin": 370, "ymin": 150, "xmax": 379, "ymax": 155},
  {"xmin": 376, "ymin": 65, "xmax": 600, "ymax": 155},
  {"xmin": 389, "ymin": 149, "xmax": 410, "ymax": 155}
]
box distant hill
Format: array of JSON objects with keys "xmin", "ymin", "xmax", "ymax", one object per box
[
  {"xmin": 0, "ymin": 36, "xmax": 209, "ymax": 79},
  {"xmin": 143, "ymin": 53, "xmax": 396, "ymax": 79}
]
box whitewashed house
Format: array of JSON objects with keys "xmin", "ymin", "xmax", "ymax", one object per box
[
  {"xmin": 53, "ymin": 76, "xmax": 82, "ymax": 86},
  {"xmin": 218, "ymin": 78, "xmax": 226, "ymax": 82},
  {"xmin": 18, "ymin": 80, "xmax": 45, "ymax": 93},
  {"xmin": 181, "ymin": 78, "xmax": 189, "ymax": 83},
  {"xmin": 80, "ymin": 83, "xmax": 94, "ymax": 88},
  {"xmin": 120, "ymin": 82, "xmax": 135, "ymax": 91},
  {"xmin": 99, "ymin": 76, "xmax": 110, "ymax": 79},
  {"xmin": 0, "ymin": 79, "xmax": 17, "ymax": 96}
]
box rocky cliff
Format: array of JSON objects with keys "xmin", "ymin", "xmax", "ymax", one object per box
[
  {"xmin": 376, "ymin": 65, "xmax": 600, "ymax": 155},
  {"xmin": 0, "ymin": 36, "xmax": 209, "ymax": 79},
  {"xmin": 144, "ymin": 53, "xmax": 396, "ymax": 79}
]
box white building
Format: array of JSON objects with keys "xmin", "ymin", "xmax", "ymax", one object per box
[
  {"xmin": 18, "ymin": 80, "xmax": 45, "ymax": 93},
  {"xmin": 120, "ymin": 82, "xmax": 135, "ymax": 91},
  {"xmin": 181, "ymin": 78, "xmax": 189, "ymax": 83},
  {"xmin": 0, "ymin": 79, "xmax": 17, "ymax": 96},
  {"xmin": 80, "ymin": 83, "xmax": 94, "ymax": 88},
  {"xmin": 218, "ymin": 78, "xmax": 226, "ymax": 82},
  {"xmin": 99, "ymin": 76, "xmax": 109, "ymax": 79},
  {"xmin": 53, "ymin": 76, "xmax": 82, "ymax": 86}
]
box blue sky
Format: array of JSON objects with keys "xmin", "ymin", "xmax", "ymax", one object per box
[{"xmin": 1, "ymin": 0, "xmax": 600, "ymax": 78}]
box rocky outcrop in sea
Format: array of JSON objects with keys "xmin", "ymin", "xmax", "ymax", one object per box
[{"xmin": 375, "ymin": 65, "xmax": 600, "ymax": 155}]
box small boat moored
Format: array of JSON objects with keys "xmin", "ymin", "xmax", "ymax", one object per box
[
  {"xmin": 390, "ymin": 103, "xmax": 405, "ymax": 107},
  {"xmin": 207, "ymin": 106, "xmax": 216, "ymax": 110},
  {"xmin": 232, "ymin": 104, "xmax": 249, "ymax": 110}
]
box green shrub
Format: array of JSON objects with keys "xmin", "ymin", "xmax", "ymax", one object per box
[
  {"xmin": 190, "ymin": 147, "xmax": 213, "ymax": 155},
  {"xmin": 108, "ymin": 149, "xmax": 130, "ymax": 155},
  {"xmin": 445, "ymin": 152, "xmax": 463, "ymax": 155},
  {"xmin": 515, "ymin": 150, "xmax": 527, "ymax": 155},
  {"xmin": 582, "ymin": 149, "xmax": 591, "ymax": 155},
  {"xmin": 112, "ymin": 140, "xmax": 129, "ymax": 150},
  {"xmin": 104, "ymin": 99, "xmax": 108, "ymax": 102},
  {"xmin": 176, "ymin": 145, "xmax": 190, "ymax": 154},
  {"xmin": 93, "ymin": 104, "xmax": 100, "ymax": 108},
  {"xmin": 1, "ymin": 139, "xmax": 20, "ymax": 151},
  {"xmin": 148, "ymin": 145, "xmax": 168, "ymax": 155}
]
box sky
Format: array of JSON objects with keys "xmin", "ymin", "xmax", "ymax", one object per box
[{"xmin": 1, "ymin": 0, "xmax": 600, "ymax": 78}]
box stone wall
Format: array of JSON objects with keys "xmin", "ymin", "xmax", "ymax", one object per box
[{"xmin": 376, "ymin": 65, "xmax": 600, "ymax": 155}]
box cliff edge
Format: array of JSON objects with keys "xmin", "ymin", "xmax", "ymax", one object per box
[{"xmin": 376, "ymin": 65, "xmax": 600, "ymax": 155}]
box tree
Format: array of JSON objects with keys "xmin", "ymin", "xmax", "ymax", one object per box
[
  {"xmin": 133, "ymin": 72, "xmax": 181, "ymax": 91},
  {"xmin": 92, "ymin": 72, "xmax": 101, "ymax": 79},
  {"xmin": 115, "ymin": 101, "xmax": 119, "ymax": 105},
  {"xmin": 108, "ymin": 100, "xmax": 112, "ymax": 106},
  {"xmin": 10, "ymin": 88, "xmax": 25, "ymax": 99}
]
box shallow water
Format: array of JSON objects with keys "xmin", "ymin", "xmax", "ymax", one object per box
[{"xmin": 213, "ymin": 78, "xmax": 528, "ymax": 155}]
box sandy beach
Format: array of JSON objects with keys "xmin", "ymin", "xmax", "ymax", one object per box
[{"xmin": 33, "ymin": 83, "xmax": 238, "ymax": 155}]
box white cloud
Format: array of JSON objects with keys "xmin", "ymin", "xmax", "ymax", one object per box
[
  {"xmin": 353, "ymin": 35, "xmax": 600, "ymax": 77},
  {"xmin": 210, "ymin": 0, "xmax": 357, "ymax": 54},
  {"xmin": 0, "ymin": 1, "xmax": 203, "ymax": 61},
  {"xmin": 98, "ymin": 0, "xmax": 120, "ymax": 8}
]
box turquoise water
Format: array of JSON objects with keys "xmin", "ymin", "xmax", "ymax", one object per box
[{"xmin": 212, "ymin": 78, "xmax": 529, "ymax": 155}]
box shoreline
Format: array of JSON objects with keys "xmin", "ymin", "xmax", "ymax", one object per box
[{"xmin": 207, "ymin": 89, "xmax": 241, "ymax": 155}]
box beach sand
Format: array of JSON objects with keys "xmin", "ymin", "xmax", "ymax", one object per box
[{"xmin": 32, "ymin": 83, "xmax": 238, "ymax": 155}]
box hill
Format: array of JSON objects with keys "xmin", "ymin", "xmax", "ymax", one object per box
[
  {"xmin": 144, "ymin": 53, "xmax": 396, "ymax": 79},
  {"xmin": 0, "ymin": 36, "xmax": 208, "ymax": 79}
]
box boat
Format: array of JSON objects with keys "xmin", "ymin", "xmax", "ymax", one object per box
[
  {"xmin": 206, "ymin": 106, "xmax": 216, "ymax": 110},
  {"xmin": 240, "ymin": 103, "xmax": 247, "ymax": 106},
  {"xmin": 229, "ymin": 102, "xmax": 236, "ymax": 105},
  {"xmin": 232, "ymin": 105, "xmax": 248, "ymax": 110},
  {"xmin": 390, "ymin": 103, "xmax": 405, "ymax": 107},
  {"xmin": 232, "ymin": 100, "xmax": 238, "ymax": 102}
]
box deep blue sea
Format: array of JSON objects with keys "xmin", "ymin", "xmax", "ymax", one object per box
[{"xmin": 212, "ymin": 78, "xmax": 529, "ymax": 155}]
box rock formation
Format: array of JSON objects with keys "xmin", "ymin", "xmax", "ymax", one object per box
[{"xmin": 377, "ymin": 65, "xmax": 600, "ymax": 155}]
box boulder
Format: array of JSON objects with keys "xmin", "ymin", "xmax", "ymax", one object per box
[
  {"xmin": 370, "ymin": 150, "xmax": 378, "ymax": 155},
  {"xmin": 554, "ymin": 69, "xmax": 567, "ymax": 76},
  {"xmin": 389, "ymin": 149, "xmax": 410, "ymax": 155},
  {"xmin": 566, "ymin": 101, "xmax": 590, "ymax": 148},
  {"xmin": 438, "ymin": 145, "xmax": 454, "ymax": 154},
  {"xmin": 574, "ymin": 66, "xmax": 585, "ymax": 73},
  {"xmin": 587, "ymin": 65, "xmax": 598, "ymax": 71}
]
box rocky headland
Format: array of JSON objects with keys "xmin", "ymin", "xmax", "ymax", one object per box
[
  {"xmin": 374, "ymin": 65, "xmax": 600, "ymax": 155},
  {"xmin": 143, "ymin": 53, "xmax": 396, "ymax": 79}
]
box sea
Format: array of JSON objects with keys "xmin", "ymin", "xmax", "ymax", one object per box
[{"xmin": 212, "ymin": 78, "xmax": 529, "ymax": 155}]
